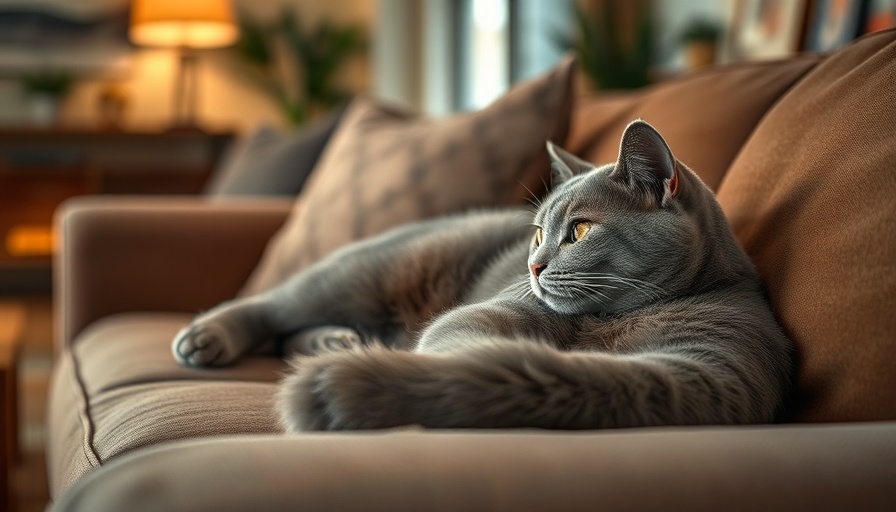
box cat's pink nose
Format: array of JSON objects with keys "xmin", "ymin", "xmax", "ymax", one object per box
[{"xmin": 530, "ymin": 263, "xmax": 546, "ymax": 278}]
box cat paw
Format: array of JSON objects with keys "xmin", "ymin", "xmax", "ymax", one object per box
[
  {"xmin": 281, "ymin": 326, "xmax": 365, "ymax": 357},
  {"xmin": 172, "ymin": 321, "xmax": 239, "ymax": 367},
  {"xmin": 278, "ymin": 349, "xmax": 412, "ymax": 432}
]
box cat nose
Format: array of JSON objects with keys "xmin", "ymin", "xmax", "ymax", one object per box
[{"xmin": 530, "ymin": 263, "xmax": 546, "ymax": 278}]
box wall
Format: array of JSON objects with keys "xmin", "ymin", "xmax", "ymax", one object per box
[{"xmin": 0, "ymin": 0, "xmax": 377, "ymax": 133}]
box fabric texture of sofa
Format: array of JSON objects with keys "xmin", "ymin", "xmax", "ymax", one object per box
[{"xmin": 47, "ymin": 30, "xmax": 896, "ymax": 511}]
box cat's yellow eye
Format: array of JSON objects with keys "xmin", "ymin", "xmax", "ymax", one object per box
[
  {"xmin": 534, "ymin": 228, "xmax": 543, "ymax": 247},
  {"xmin": 572, "ymin": 221, "xmax": 591, "ymax": 242}
]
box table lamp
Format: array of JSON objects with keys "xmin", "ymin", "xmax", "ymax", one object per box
[{"xmin": 129, "ymin": 0, "xmax": 239, "ymax": 130}]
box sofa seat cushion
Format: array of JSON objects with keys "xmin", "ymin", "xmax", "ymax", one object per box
[
  {"xmin": 48, "ymin": 313, "xmax": 284, "ymax": 497},
  {"xmin": 54, "ymin": 424, "xmax": 896, "ymax": 512},
  {"xmin": 73, "ymin": 313, "xmax": 285, "ymax": 393}
]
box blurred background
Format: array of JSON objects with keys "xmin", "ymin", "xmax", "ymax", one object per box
[
  {"xmin": 0, "ymin": 0, "xmax": 892, "ymax": 130},
  {"xmin": 0, "ymin": 0, "xmax": 893, "ymax": 511},
  {"xmin": 4, "ymin": 0, "xmax": 894, "ymax": 288}
]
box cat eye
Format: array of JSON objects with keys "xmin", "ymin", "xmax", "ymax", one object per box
[
  {"xmin": 571, "ymin": 221, "xmax": 591, "ymax": 242},
  {"xmin": 534, "ymin": 228, "xmax": 544, "ymax": 247}
]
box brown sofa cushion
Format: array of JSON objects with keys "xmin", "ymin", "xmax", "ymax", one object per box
[
  {"xmin": 241, "ymin": 57, "xmax": 576, "ymax": 294},
  {"xmin": 567, "ymin": 56, "xmax": 821, "ymax": 191},
  {"xmin": 717, "ymin": 30, "xmax": 896, "ymax": 422},
  {"xmin": 54, "ymin": 424, "xmax": 896, "ymax": 512},
  {"xmin": 48, "ymin": 313, "xmax": 283, "ymax": 497}
]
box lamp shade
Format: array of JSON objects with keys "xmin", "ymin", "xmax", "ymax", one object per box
[{"xmin": 130, "ymin": 0, "xmax": 239, "ymax": 49}]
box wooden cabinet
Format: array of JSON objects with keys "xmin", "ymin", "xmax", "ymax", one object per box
[{"xmin": 0, "ymin": 127, "xmax": 234, "ymax": 292}]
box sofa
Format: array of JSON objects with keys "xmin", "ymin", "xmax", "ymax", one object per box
[{"xmin": 47, "ymin": 30, "xmax": 896, "ymax": 511}]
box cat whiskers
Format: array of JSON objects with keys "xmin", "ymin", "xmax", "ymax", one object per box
[
  {"xmin": 518, "ymin": 181, "xmax": 543, "ymax": 211},
  {"xmin": 569, "ymin": 283, "xmax": 613, "ymax": 301},
  {"xmin": 575, "ymin": 273, "xmax": 666, "ymax": 301},
  {"xmin": 550, "ymin": 277, "xmax": 615, "ymax": 302},
  {"xmin": 505, "ymin": 279, "xmax": 535, "ymax": 302}
]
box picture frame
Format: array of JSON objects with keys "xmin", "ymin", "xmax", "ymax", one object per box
[
  {"xmin": 804, "ymin": 0, "xmax": 869, "ymax": 52},
  {"xmin": 0, "ymin": 0, "xmax": 132, "ymax": 77},
  {"xmin": 725, "ymin": 0, "xmax": 810, "ymax": 61}
]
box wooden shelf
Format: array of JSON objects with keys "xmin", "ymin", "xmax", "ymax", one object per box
[{"xmin": 0, "ymin": 126, "xmax": 235, "ymax": 294}]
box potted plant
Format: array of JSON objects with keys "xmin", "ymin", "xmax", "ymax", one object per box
[
  {"xmin": 22, "ymin": 71, "xmax": 72, "ymax": 126},
  {"xmin": 679, "ymin": 18, "xmax": 722, "ymax": 71},
  {"xmin": 555, "ymin": 1, "xmax": 655, "ymax": 91},
  {"xmin": 232, "ymin": 8, "xmax": 366, "ymax": 125}
]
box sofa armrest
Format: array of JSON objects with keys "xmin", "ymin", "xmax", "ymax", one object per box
[
  {"xmin": 51, "ymin": 423, "xmax": 896, "ymax": 511},
  {"xmin": 54, "ymin": 197, "xmax": 292, "ymax": 350}
]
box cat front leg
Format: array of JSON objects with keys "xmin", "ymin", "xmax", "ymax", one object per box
[
  {"xmin": 173, "ymin": 296, "xmax": 275, "ymax": 367},
  {"xmin": 174, "ymin": 211, "xmax": 532, "ymax": 368},
  {"xmin": 175, "ymin": 310, "xmax": 369, "ymax": 366}
]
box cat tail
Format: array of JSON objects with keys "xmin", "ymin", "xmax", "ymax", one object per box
[{"xmin": 278, "ymin": 339, "xmax": 776, "ymax": 432}]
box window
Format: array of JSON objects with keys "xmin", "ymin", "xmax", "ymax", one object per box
[
  {"xmin": 455, "ymin": 0, "xmax": 572, "ymax": 111},
  {"xmin": 373, "ymin": 0, "xmax": 573, "ymax": 115}
]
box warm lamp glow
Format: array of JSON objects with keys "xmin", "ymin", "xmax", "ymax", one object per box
[
  {"xmin": 130, "ymin": 0, "xmax": 239, "ymax": 49},
  {"xmin": 6, "ymin": 225, "xmax": 56, "ymax": 257}
]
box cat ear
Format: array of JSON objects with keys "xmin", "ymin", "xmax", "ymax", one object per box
[
  {"xmin": 612, "ymin": 120, "xmax": 678, "ymax": 207},
  {"xmin": 546, "ymin": 141, "xmax": 592, "ymax": 187}
]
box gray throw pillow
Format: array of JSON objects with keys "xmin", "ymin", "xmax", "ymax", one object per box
[{"xmin": 205, "ymin": 109, "xmax": 343, "ymax": 197}]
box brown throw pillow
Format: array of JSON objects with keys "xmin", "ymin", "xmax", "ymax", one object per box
[
  {"xmin": 241, "ymin": 56, "xmax": 576, "ymax": 295},
  {"xmin": 716, "ymin": 30, "xmax": 896, "ymax": 422}
]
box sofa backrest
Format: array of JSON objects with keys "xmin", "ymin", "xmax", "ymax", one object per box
[
  {"xmin": 567, "ymin": 55, "xmax": 820, "ymax": 191},
  {"xmin": 717, "ymin": 29, "xmax": 896, "ymax": 422}
]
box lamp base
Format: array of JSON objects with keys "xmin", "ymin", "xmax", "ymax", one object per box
[{"xmin": 172, "ymin": 49, "xmax": 201, "ymax": 130}]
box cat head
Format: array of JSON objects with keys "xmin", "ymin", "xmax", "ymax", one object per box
[{"xmin": 529, "ymin": 120, "xmax": 744, "ymax": 315}]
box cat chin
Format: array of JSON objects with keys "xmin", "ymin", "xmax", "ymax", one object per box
[
  {"xmin": 532, "ymin": 283, "xmax": 585, "ymax": 315},
  {"xmin": 536, "ymin": 292, "xmax": 588, "ymax": 316}
]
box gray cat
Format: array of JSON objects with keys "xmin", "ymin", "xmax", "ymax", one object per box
[{"xmin": 173, "ymin": 120, "xmax": 793, "ymax": 432}]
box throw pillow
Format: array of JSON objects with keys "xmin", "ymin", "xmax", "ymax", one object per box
[
  {"xmin": 204, "ymin": 109, "xmax": 343, "ymax": 197},
  {"xmin": 241, "ymin": 56, "xmax": 576, "ymax": 295},
  {"xmin": 716, "ymin": 30, "xmax": 896, "ymax": 422}
]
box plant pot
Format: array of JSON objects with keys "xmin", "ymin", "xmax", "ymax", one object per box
[{"xmin": 684, "ymin": 42, "xmax": 717, "ymax": 71}]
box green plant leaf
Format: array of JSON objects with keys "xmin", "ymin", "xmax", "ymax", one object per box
[
  {"xmin": 561, "ymin": 3, "xmax": 654, "ymax": 90},
  {"xmin": 235, "ymin": 9, "xmax": 273, "ymax": 66},
  {"xmin": 231, "ymin": 8, "xmax": 366, "ymax": 125}
]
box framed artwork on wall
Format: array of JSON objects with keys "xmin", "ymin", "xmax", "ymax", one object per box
[
  {"xmin": 804, "ymin": 0, "xmax": 869, "ymax": 52},
  {"xmin": 0, "ymin": 0, "xmax": 132, "ymax": 76},
  {"xmin": 725, "ymin": 0, "xmax": 809, "ymax": 61}
]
